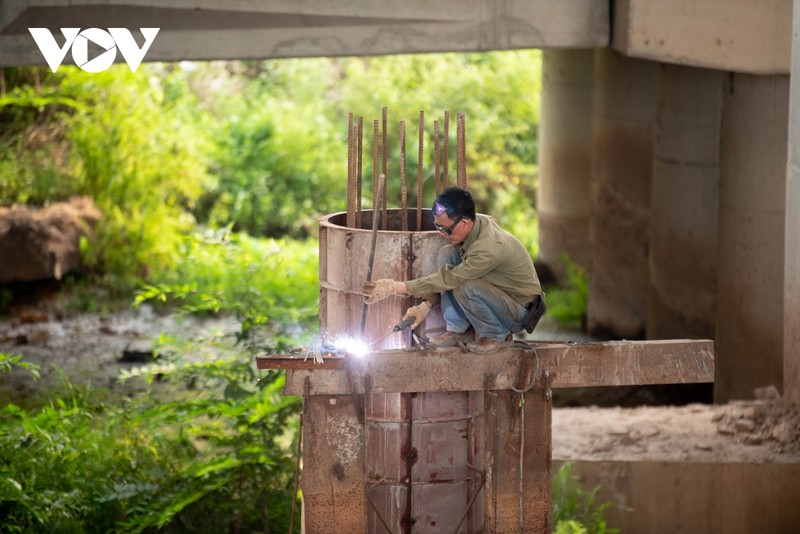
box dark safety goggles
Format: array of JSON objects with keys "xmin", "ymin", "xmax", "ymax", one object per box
[{"xmin": 433, "ymin": 216, "xmax": 462, "ymax": 235}]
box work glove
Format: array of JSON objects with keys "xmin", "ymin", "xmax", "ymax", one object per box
[
  {"xmin": 361, "ymin": 279, "xmax": 396, "ymax": 304},
  {"xmin": 403, "ymin": 301, "xmax": 431, "ymax": 329}
]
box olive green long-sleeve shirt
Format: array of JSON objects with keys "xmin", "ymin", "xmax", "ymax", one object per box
[{"xmin": 405, "ymin": 214, "xmax": 542, "ymax": 305}]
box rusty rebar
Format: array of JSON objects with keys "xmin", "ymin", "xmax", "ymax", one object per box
[
  {"xmin": 457, "ymin": 112, "xmax": 467, "ymax": 189},
  {"xmin": 402, "ymin": 392, "xmax": 414, "ymax": 534},
  {"xmin": 443, "ymin": 110, "xmax": 450, "ymax": 189},
  {"xmin": 434, "ymin": 119, "xmax": 441, "ymax": 196},
  {"xmin": 381, "ymin": 106, "xmax": 388, "ymax": 231},
  {"xmin": 372, "ymin": 119, "xmax": 379, "ymax": 215},
  {"xmin": 361, "ymin": 172, "xmax": 386, "ymax": 337},
  {"xmin": 417, "ymin": 110, "xmax": 424, "ymax": 231},
  {"xmin": 347, "ymin": 113, "xmax": 355, "ymax": 228},
  {"xmin": 357, "ymin": 116, "xmax": 363, "ymax": 229},
  {"xmin": 400, "ymin": 120, "xmax": 408, "ymax": 232}
]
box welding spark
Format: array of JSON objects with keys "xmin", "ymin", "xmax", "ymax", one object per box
[{"xmin": 331, "ymin": 335, "xmax": 370, "ymax": 358}]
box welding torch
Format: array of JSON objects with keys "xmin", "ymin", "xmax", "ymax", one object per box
[{"xmin": 368, "ymin": 316, "xmax": 415, "ymax": 348}]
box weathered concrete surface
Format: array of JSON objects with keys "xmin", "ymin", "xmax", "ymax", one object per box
[
  {"xmin": 0, "ymin": 0, "xmax": 609, "ymax": 67},
  {"xmin": 648, "ymin": 64, "xmax": 722, "ymax": 340},
  {"xmin": 537, "ymin": 49, "xmax": 594, "ymax": 284},
  {"xmin": 0, "ymin": 197, "xmax": 101, "ymax": 282},
  {"xmin": 274, "ymin": 339, "xmax": 715, "ymax": 395},
  {"xmin": 613, "ymin": 0, "xmax": 793, "ymax": 74},
  {"xmin": 784, "ymin": 0, "xmax": 800, "ymax": 405},
  {"xmin": 588, "ymin": 49, "xmax": 658, "ymax": 339},
  {"xmin": 556, "ymin": 460, "xmax": 800, "ymax": 534},
  {"xmin": 716, "ymin": 74, "xmax": 788, "ymax": 402}
]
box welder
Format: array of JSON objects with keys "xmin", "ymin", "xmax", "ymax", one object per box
[{"xmin": 361, "ymin": 186, "xmax": 546, "ymax": 353}]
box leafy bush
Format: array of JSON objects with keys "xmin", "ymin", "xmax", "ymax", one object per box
[
  {"xmin": 2, "ymin": 54, "xmax": 543, "ymax": 287},
  {"xmin": 552, "ymin": 462, "xmax": 619, "ymax": 534},
  {"xmin": 195, "ymin": 60, "xmax": 344, "ymax": 238},
  {"xmin": 544, "ymin": 256, "xmax": 589, "ymax": 328},
  {"xmin": 0, "ymin": 346, "xmax": 301, "ymax": 533},
  {"xmin": 0, "ymin": 65, "xmax": 213, "ymax": 285},
  {"xmin": 134, "ymin": 229, "xmax": 319, "ymax": 346}
]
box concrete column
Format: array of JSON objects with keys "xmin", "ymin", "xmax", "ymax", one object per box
[
  {"xmin": 785, "ymin": 0, "xmax": 800, "ymax": 406},
  {"xmin": 538, "ymin": 49, "xmax": 594, "ymax": 284},
  {"xmin": 588, "ymin": 49, "xmax": 658, "ymax": 339},
  {"xmin": 716, "ymin": 74, "xmax": 788, "ymax": 402},
  {"xmin": 648, "ymin": 65, "xmax": 723, "ymax": 340}
]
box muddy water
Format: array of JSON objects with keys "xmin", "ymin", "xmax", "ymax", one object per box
[{"xmin": 0, "ymin": 305, "xmax": 244, "ymax": 405}]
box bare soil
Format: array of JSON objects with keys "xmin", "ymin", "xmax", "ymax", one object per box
[{"xmin": 553, "ymin": 399, "xmax": 800, "ymax": 464}]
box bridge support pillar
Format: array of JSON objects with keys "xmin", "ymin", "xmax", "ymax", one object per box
[
  {"xmin": 716, "ymin": 73, "xmax": 788, "ymax": 401},
  {"xmin": 588, "ymin": 49, "xmax": 658, "ymax": 339},
  {"xmin": 538, "ymin": 49, "xmax": 594, "ymax": 284},
  {"xmin": 648, "ymin": 64, "xmax": 723, "ymax": 340}
]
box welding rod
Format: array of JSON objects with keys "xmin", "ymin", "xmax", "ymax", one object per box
[
  {"xmin": 360, "ymin": 172, "xmax": 387, "ymax": 337},
  {"xmin": 367, "ymin": 316, "xmax": 414, "ymax": 349}
]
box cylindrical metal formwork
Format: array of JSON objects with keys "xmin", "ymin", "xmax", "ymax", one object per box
[
  {"xmin": 365, "ymin": 392, "xmax": 485, "ymax": 533},
  {"xmin": 319, "ymin": 208, "xmax": 446, "ymax": 346},
  {"xmin": 318, "ymin": 208, "xmax": 485, "ymax": 533}
]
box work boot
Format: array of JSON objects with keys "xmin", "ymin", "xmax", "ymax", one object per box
[
  {"xmin": 466, "ymin": 334, "xmax": 513, "ymax": 354},
  {"xmin": 429, "ymin": 328, "xmax": 475, "ymax": 348}
]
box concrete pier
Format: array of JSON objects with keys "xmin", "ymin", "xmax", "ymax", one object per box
[
  {"xmin": 716, "ymin": 73, "xmax": 788, "ymax": 402},
  {"xmin": 648, "ymin": 64, "xmax": 723, "ymax": 340},
  {"xmin": 538, "ymin": 49, "xmax": 594, "ymax": 284},
  {"xmin": 588, "ymin": 49, "xmax": 658, "ymax": 339}
]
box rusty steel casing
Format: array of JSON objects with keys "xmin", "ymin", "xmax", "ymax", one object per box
[
  {"xmin": 364, "ymin": 390, "xmax": 485, "ymax": 533},
  {"xmin": 319, "ymin": 208, "xmax": 446, "ymax": 347}
]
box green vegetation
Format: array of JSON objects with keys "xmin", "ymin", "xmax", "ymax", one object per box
[
  {"xmin": 0, "ymin": 53, "xmax": 597, "ymax": 531},
  {"xmin": 552, "ymin": 462, "xmax": 620, "ymax": 534},
  {"xmin": 0, "ymin": 349, "xmax": 301, "ymax": 532},
  {"xmin": 135, "ymin": 230, "xmax": 319, "ymax": 344},
  {"xmin": 545, "ymin": 256, "xmax": 589, "ymax": 328}
]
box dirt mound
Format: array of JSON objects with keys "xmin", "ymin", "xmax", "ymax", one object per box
[
  {"xmin": 0, "ymin": 197, "xmax": 101, "ymax": 282},
  {"xmin": 553, "ymin": 395, "xmax": 800, "ymax": 464}
]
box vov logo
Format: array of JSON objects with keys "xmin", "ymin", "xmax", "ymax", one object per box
[{"xmin": 28, "ymin": 28, "xmax": 159, "ymax": 73}]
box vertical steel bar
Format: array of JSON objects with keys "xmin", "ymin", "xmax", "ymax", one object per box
[
  {"xmin": 382, "ymin": 106, "xmax": 388, "ymax": 231},
  {"xmin": 443, "ymin": 111, "xmax": 450, "ymax": 189},
  {"xmin": 457, "ymin": 112, "xmax": 467, "ymax": 189},
  {"xmin": 373, "ymin": 119, "xmax": 379, "ymax": 214},
  {"xmin": 434, "ymin": 119, "xmax": 441, "ymax": 197},
  {"xmin": 417, "ymin": 110, "xmax": 424, "ymax": 231},
  {"xmin": 347, "ymin": 113, "xmax": 355, "ymax": 228},
  {"xmin": 402, "ymin": 392, "xmax": 414, "ymax": 533},
  {"xmin": 357, "ymin": 116, "xmax": 363, "ymax": 229},
  {"xmin": 361, "ymin": 172, "xmax": 386, "ymax": 337},
  {"xmin": 400, "ymin": 120, "xmax": 408, "ymax": 232}
]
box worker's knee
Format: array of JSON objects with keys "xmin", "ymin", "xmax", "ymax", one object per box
[
  {"xmin": 437, "ymin": 245, "xmax": 460, "ymax": 267},
  {"xmin": 453, "ymin": 279, "xmax": 491, "ymax": 302}
]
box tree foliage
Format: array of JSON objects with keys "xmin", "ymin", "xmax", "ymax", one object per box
[{"xmin": 1, "ymin": 51, "xmax": 542, "ymax": 280}]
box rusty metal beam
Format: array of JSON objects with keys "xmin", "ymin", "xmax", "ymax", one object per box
[{"xmin": 256, "ymin": 339, "xmax": 715, "ymax": 396}]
